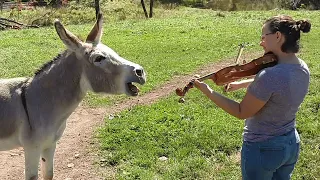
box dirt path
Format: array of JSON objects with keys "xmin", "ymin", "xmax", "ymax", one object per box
[{"xmin": 0, "ymin": 53, "xmax": 258, "ymax": 180}]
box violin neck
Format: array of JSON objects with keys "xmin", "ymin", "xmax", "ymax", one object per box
[{"xmin": 197, "ymin": 72, "xmax": 215, "ymax": 81}]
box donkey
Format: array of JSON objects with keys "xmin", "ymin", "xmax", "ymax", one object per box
[{"xmin": 0, "ymin": 13, "xmax": 146, "ymax": 180}]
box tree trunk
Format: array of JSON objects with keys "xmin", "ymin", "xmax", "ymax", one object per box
[
  {"xmin": 141, "ymin": 0, "xmax": 148, "ymax": 18},
  {"xmin": 0, "ymin": 0, "xmax": 4, "ymax": 12},
  {"xmin": 94, "ymin": 0, "xmax": 100, "ymax": 19},
  {"xmin": 149, "ymin": 0, "xmax": 154, "ymax": 18}
]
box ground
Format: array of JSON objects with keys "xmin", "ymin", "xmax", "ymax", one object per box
[{"xmin": 0, "ymin": 54, "xmax": 252, "ymax": 179}]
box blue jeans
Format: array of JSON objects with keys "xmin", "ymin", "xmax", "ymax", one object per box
[{"xmin": 241, "ymin": 129, "xmax": 300, "ymax": 180}]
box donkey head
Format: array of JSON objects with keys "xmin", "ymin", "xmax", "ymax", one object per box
[{"xmin": 53, "ymin": 14, "xmax": 146, "ymax": 96}]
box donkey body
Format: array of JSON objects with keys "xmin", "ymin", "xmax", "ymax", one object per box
[{"xmin": 0, "ymin": 13, "xmax": 146, "ymax": 180}]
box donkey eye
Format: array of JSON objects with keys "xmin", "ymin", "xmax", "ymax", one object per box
[{"xmin": 94, "ymin": 55, "xmax": 105, "ymax": 63}]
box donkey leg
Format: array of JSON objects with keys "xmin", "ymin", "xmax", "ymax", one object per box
[
  {"xmin": 24, "ymin": 147, "xmax": 41, "ymax": 180},
  {"xmin": 41, "ymin": 144, "xmax": 56, "ymax": 180}
]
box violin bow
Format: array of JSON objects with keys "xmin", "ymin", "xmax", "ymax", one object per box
[
  {"xmin": 235, "ymin": 43, "xmax": 246, "ymax": 64},
  {"xmin": 225, "ymin": 43, "xmax": 246, "ymax": 91},
  {"xmin": 194, "ymin": 43, "xmax": 247, "ymax": 82}
]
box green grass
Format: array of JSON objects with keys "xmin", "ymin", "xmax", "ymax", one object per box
[
  {"xmin": 1, "ymin": 8, "xmax": 271, "ymax": 106},
  {"xmin": 98, "ymin": 94, "xmax": 244, "ymax": 179},
  {"xmin": 1, "ymin": 7, "xmax": 319, "ymax": 180},
  {"xmin": 95, "ymin": 9, "xmax": 320, "ymax": 180}
]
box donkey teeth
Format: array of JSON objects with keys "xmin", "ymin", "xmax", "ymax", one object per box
[{"xmin": 128, "ymin": 83, "xmax": 139, "ymax": 93}]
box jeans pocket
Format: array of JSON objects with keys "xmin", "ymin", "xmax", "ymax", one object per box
[{"xmin": 260, "ymin": 146, "xmax": 285, "ymax": 171}]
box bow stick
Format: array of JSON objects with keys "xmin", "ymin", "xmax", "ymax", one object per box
[{"xmin": 224, "ymin": 43, "xmax": 246, "ymax": 91}]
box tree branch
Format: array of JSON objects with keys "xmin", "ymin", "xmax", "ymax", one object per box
[{"xmin": 0, "ymin": 17, "xmax": 39, "ymax": 30}]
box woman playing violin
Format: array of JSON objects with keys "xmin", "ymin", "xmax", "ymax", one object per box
[{"xmin": 194, "ymin": 15, "xmax": 311, "ymax": 179}]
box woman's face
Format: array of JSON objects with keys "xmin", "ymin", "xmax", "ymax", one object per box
[{"xmin": 259, "ymin": 23, "xmax": 281, "ymax": 54}]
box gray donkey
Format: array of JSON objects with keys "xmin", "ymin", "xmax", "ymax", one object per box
[{"xmin": 0, "ymin": 12, "xmax": 146, "ymax": 180}]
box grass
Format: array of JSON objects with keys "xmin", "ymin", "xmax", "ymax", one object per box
[
  {"xmin": 1, "ymin": 6, "xmax": 319, "ymax": 180},
  {"xmin": 98, "ymin": 94, "xmax": 244, "ymax": 179},
  {"xmin": 95, "ymin": 9, "xmax": 320, "ymax": 180},
  {"xmin": 1, "ymin": 8, "xmax": 271, "ymax": 106}
]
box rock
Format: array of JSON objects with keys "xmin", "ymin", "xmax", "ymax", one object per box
[
  {"xmin": 159, "ymin": 156, "xmax": 168, "ymax": 161},
  {"xmin": 108, "ymin": 114, "xmax": 114, "ymax": 120},
  {"xmin": 100, "ymin": 158, "xmax": 107, "ymax": 162},
  {"xmin": 67, "ymin": 163, "xmax": 74, "ymax": 168},
  {"xmin": 178, "ymin": 98, "xmax": 185, "ymax": 103}
]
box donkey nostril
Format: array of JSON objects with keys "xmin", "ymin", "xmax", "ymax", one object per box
[{"xmin": 135, "ymin": 69, "xmax": 143, "ymax": 77}]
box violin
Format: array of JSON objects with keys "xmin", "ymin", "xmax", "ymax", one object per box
[{"xmin": 175, "ymin": 52, "xmax": 278, "ymax": 98}]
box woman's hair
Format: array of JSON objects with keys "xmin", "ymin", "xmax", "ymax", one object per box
[{"xmin": 264, "ymin": 15, "xmax": 311, "ymax": 53}]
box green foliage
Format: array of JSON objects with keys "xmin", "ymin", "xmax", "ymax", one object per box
[
  {"xmin": 162, "ymin": 0, "xmax": 320, "ymax": 10},
  {"xmin": 158, "ymin": 0, "xmax": 183, "ymax": 4},
  {"xmin": 298, "ymin": 0, "xmax": 320, "ymax": 9},
  {"xmin": 206, "ymin": 0, "xmax": 293, "ymax": 11}
]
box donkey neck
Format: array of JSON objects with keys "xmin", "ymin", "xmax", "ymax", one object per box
[{"xmin": 26, "ymin": 51, "xmax": 88, "ymax": 128}]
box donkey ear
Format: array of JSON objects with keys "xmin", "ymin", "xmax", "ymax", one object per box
[
  {"xmin": 86, "ymin": 13, "xmax": 103, "ymax": 45},
  {"xmin": 54, "ymin": 19, "xmax": 83, "ymax": 51}
]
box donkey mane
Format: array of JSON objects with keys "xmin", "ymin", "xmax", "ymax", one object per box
[{"xmin": 34, "ymin": 53, "xmax": 63, "ymax": 76}]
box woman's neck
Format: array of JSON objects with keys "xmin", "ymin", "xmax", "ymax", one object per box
[{"xmin": 276, "ymin": 52, "xmax": 300, "ymax": 64}]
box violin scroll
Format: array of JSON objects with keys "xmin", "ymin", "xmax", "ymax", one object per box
[{"xmin": 175, "ymin": 80, "xmax": 195, "ymax": 97}]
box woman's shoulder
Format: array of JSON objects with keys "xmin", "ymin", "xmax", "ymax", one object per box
[
  {"xmin": 256, "ymin": 66, "xmax": 279, "ymax": 78},
  {"xmin": 254, "ymin": 67, "xmax": 277, "ymax": 83},
  {"xmin": 272, "ymin": 59, "xmax": 309, "ymax": 73},
  {"xmin": 298, "ymin": 58, "xmax": 310, "ymax": 74}
]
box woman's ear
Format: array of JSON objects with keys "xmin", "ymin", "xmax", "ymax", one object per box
[{"xmin": 276, "ymin": 31, "xmax": 282, "ymax": 43}]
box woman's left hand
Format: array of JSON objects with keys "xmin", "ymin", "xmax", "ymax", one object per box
[{"xmin": 193, "ymin": 79, "xmax": 212, "ymax": 94}]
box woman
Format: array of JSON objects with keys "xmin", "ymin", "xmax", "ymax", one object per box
[{"xmin": 194, "ymin": 15, "xmax": 311, "ymax": 179}]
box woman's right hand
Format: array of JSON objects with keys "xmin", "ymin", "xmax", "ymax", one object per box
[
  {"xmin": 224, "ymin": 81, "xmax": 242, "ymax": 92},
  {"xmin": 224, "ymin": 78, "xmax": 255, "ymax": 92}
]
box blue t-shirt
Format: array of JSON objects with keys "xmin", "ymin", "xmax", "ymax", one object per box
[{"xmin": 243, "ymin": 59, "xmax": 310, "ymax": 142}]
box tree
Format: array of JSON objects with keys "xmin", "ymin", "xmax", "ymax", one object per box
[
  {"xmin": 141, "ymin": 0, "xmax": 154, "ymax": 18},
  {"xmin": 0, "ymin": 0, "xmax": 4, "ymax": 12}
]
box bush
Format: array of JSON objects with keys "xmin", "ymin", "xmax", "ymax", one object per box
[
  {"xmin": 155, "ymin": 0, "xmax": 319, "ymax": 10},
  {"xmin": 298, "ymin": 0, "xmax": 320, "ymax": 10}
]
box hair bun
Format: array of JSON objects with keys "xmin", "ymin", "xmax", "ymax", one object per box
[{"xmin": 296, "ymin": 20, "xmax": 311, "ymax": 33}]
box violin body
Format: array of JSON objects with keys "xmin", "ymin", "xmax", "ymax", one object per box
[{"xmin": 176, "ymin": 52, "xmax": 278, "ymax": 97}]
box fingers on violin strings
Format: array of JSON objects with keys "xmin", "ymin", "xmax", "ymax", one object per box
[{"xmin": 224, "ymin": 84, "xmax": 230, "ymax": 92}]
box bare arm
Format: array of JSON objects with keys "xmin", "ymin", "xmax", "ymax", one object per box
[
  {"xmin": 225, "ymin": 77, "xmax": 255, "ymax": 92},
  {"xmin": 194, "ymin": 79, "xmax": 266, "ymax": 119}
]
